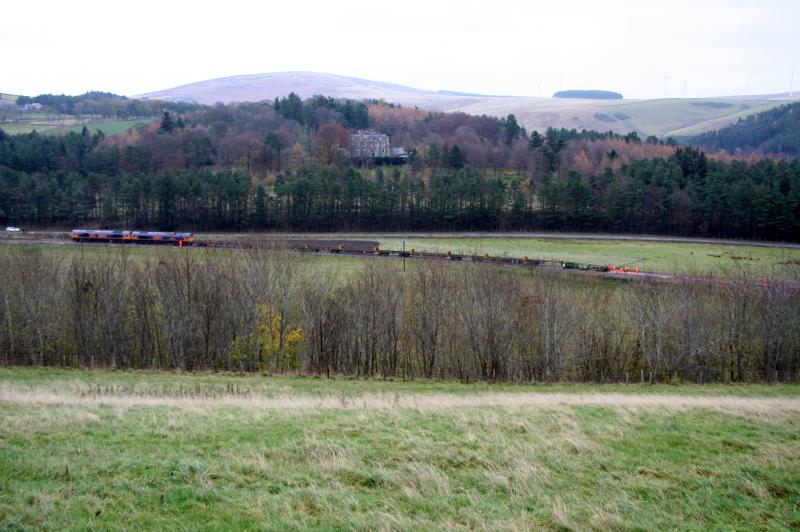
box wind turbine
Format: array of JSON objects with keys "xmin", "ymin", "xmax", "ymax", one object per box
[{"xmin": 664, "ymin": 76, "xmax": 670, "ymax": 98}]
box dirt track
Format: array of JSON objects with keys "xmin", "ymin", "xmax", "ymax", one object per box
[
  {"xmin": 3, "ymin": 230, "xmax": 799, "ymax": 249},
  {"xmin": 2, "ymin": 388, "xmax": 798, "ymax": 412}
]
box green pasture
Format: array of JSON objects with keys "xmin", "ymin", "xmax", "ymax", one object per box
[
  {"xmin": 1, "ymin": 118, "xmax": 153, "ymax": 136},
  {"xmin": 18, "ymin": 112, "xmax": 51, "ymax": 120},
  {"xmin": 57, "ymin": 118, "xmax": 153, "ymax": 135},
  {"xmin": 3, "ymin": 235, "xmax": 800, "ymax": 280},
  {"xmin": 376, "ymin": 236, "xmax": 800, "ymax": 278},
  {"xmin": 185, "ymin": 232, "xmax": 800, "ymax": 278},
  {"xmin": 0, "ymin": 369, "xmax": 798, "ymax": 530},
  {"xmin": 0, "ymin": 123, "xmax": 58, "ymax": 135}
]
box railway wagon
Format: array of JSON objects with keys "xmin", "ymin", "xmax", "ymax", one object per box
[{"xmin": 71, "ymin": 230, "xmax": 194, "ymax": 246}]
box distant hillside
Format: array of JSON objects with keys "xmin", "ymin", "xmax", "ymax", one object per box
[
  {"xmin": 690, "ymin": 102, "xmax": 800, "ymax": 156},
  {"xmin": 136, "ymin": 71, "xmax": 501, "ymax": 108},
  {"xmin": 0, "ymin": 91, "xmax": 192, "ymax": 136},
  {"xmin": 553, "ymin": 90, "xmax": 622, "ymax": 100},
  {"xmin": 449, "ymin": 97, "xmax": 787, "ymax": 138},
  {"xmin": 135, "ymin": 71, "xmax": 795, "ymax": 138}
]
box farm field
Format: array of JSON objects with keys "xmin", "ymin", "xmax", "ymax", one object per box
[
  {"xmin": 190, "ymin": 232, "xmax": 800, "ymax": 279},
  {"xmin": 597, "ymin": 98, "xmax": 784, "ymax": 137},
  {"xmin": 3, "ymin": 233, "xmax": 799, "ymax": 280},
  {"xmin": 375, "ymin": 236, "xmax": 800, "ymax": 277},
  {"xmin": 55, "ymin": 118, "xmax": 153, "ymax": 136},
  {"xmin": 0, "ymin": 123, "xmax": 58, "ymax": 135},
  {"xmin": 0, "ymin": 118, "xmax": 152, "ymax": 136},
  {"xmin": 0, "ymin": 369, "xmax": 798, "ymax": 530}
]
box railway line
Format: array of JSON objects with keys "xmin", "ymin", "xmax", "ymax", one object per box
[{"xmin": 0, "ymin": 230, "xmax": 796, "ymax": 286}]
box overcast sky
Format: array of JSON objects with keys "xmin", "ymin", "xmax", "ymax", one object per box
[{"xmin": 3, "ymin": 0, "xmax": 798, "ymax": 99}]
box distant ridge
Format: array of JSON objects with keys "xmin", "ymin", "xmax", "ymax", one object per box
[
  {"xmin": 436, "ymin": 89, "xmax": 504, "ymax": 98},
  {"xmin": 135, "ymin": 71, "xmax": 796, "ymax": 137},
  {"xmin": 135, "ymin": 71, "xmax": 495, "ymax": 107},
  {"xmin": 553, "ymin": 90, "xmax": 623, "ymax": 100},
  {"xmin": 689, "ymin": 101, "xmax": 800, "ymax": 156}
]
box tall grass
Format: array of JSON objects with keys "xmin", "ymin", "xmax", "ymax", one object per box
[{"xmin": 1, "ymin": 371, "xmax": 798, "ymax": 529}]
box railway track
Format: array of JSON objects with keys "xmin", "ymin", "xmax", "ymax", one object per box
[
  {"xmin": 193, "ymin": 239, "xmax": 716, "ymax": 283},
  {"xmin": 1, "ymin": 232, "xmax": 797, "ymax": 287}
]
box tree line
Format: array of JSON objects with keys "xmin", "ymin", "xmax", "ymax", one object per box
[
  {"xmin": 0, "ymin": 93, "xmax": 798, "ymax": 239},
  {"xmin": 0, "ymin": 246, "xmax": 797, "ymax": 382},
  {"xmin": 13, "ymin": 91, "xmax": 197, "ymax": 119},
  {"xmin": 1, "ymin": 140, "xmax": 798, "ymax": 239},
  {"xmin": 690, "ymin": 102, "xmax": 800, "ymax": 157}
]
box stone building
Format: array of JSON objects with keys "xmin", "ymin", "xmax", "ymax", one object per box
[{"xmin": 350, "ymin": 130, "xmax": 390, "ymax": 158}]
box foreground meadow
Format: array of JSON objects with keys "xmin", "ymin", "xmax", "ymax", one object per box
[{"xmin": 1, "ymin": 369, "xmax": 798, "ymax": 530}]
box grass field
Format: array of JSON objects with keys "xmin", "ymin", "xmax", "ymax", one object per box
[
  {"xmin": 375, "ymin": 236, "xmax": 800, "ymax": 277},
  {"xmin": 0, "ymin": 369, "xmax": 798, "ymax": 529},
  {"xmin": 197, "ymin": 231, "xmax": 800, "ymax": 278},
  {"xmin": 603, "ymin": 98, "xmax": 784, "ymax": 137},
  {"xmin": 0, "ymin": 123, "xmax": 58, "ymax": 135},
  {"xmin": 57, "ymin": 118, "xmax": 153, "ymax": 136},
  {"xmin": 4, "ymin": 234, "xmax": 800, "ymax": 280},
  {"xmin": 0, "ymin": 118, "xmax": 152, "ymax": 136}
]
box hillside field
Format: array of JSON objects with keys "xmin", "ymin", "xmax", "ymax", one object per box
[
  {"xmin": 0, "ymin": 369, "xmax": 798, "ymax": 529},
  {"xmin": 452, "ymin": 96, "xmax": 786, "ymax": 138},
  {"xmin": 0, "ymin": 118, "xmax": 152, "ymax": 136}
]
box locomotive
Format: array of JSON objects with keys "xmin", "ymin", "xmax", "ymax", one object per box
[{"xmin": 70, "ymin": 230, "xmax": 194, "ymax": 246}]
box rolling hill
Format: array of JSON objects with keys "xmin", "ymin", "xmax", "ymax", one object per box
[
  {"xmin": 443, "ymin": 96, "xmax": 790, "ymax": 138},
  {"xmin": 553, "ymin": 90, "xmax": 623, "ymax": 99},
  {"xmin": 135, "ymin": 71, "xmax": 502, "ymax": 109},
  {"xmin": 114, "ymin": 71, "xmax": 800, "ymax": 138},
  {"xmin": 689, "ymin": 101, "xmax": 800, "ymax": 156}
]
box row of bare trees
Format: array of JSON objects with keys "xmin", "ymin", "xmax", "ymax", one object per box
[{"xmin": 0, "ymin": 246, "xmax": 798, "ymax": 382}]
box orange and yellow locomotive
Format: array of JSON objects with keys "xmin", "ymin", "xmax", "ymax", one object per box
[{"xmin": 70, "ymin": 230, "xmax": 194, "ymax": 246}]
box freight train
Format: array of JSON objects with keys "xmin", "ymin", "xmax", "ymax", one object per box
[
  {"xmin": 71, "ymin": 230, "xmax": 194, "ymax": 246},
  {"xmin": 67, "ymin": 231, "xmax": 618, "ymax": 273}
]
